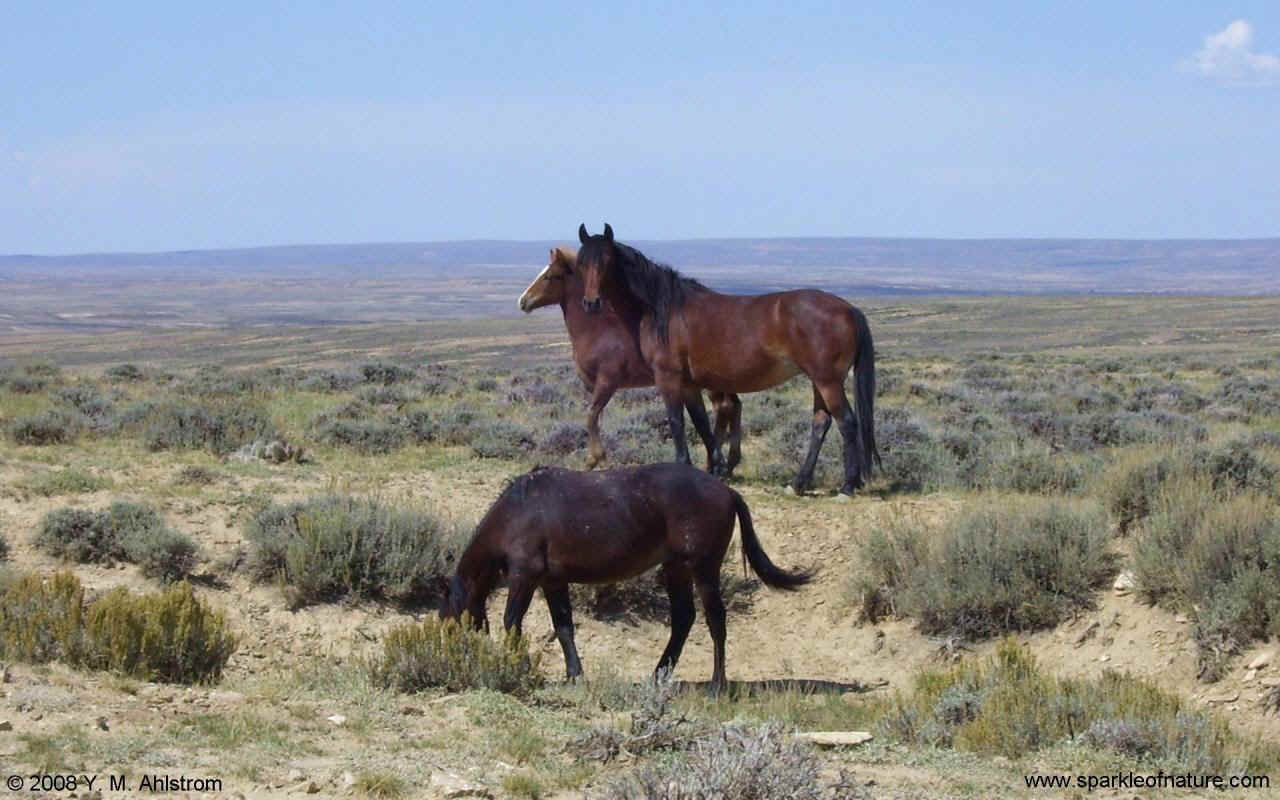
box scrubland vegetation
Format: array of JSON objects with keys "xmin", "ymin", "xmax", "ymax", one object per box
[{"xmin": 1, "ymin": 298, "xmax": 1278, "ymax": 797}]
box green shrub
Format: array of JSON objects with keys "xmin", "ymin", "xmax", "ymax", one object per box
[
  {"xmin": 36, "ymin": 507, "xmax": 122, "ymax": 563},
  {"xmin": 121, "ymin": 525, "xmax": 199, "ymax": 583},
  {"xmin": 245, "ymin": 495, "xmax": 462, "ymax": 608},
  {"xmin": 105, "ymin": 363, "xmax": 146, "ymax": 382},
  {"xmin": 603, "ymin": 723, "xmax": 823, "ymax": 800},
  {"xmin": 1132, "ymin": 485, "xmax": 1280, "ymax": 681},
  {"xmin": 83, "ymin": 583, "xmax": 236, "ymax": 684},
  {"xmin": 53, "ymin": 384, "xmax": 114, "ymax": 421},
  {"xmin": 9, "ymin": 410, "xmax": 79, "ymax": 445},
  {"xmin": 368, "ymin": 616, "xmax": 543, "ymax": 696},
  {"xmin": 878, "ymin": 639, "xmax": 1267, "ymax": 771},
  {"xmin": 359, "ymin": 361, "xmax": 415, "ymax": 385},
  {"xmin": 875, "ymin": 410, "xmax": 960, "ymax": 493},
  {"xmin": 313, "ymin": 419, "xmax": 407, "ymax": 454},
  {"xmin": 15, "ymin": 468, "xmax": 112, "ymax": 497},
  {"xmin": 0, "ymin": 571, "xmax": 234, "ymax": 684},
  {"xmin": 5, "ymin": 375, "xmax": 48, "ymax": 393},
  {"xmin": 396, "ymin": 410, "xmax": 439, "ymax": 443},
  {"xmin": 141, "ymin": 401, "xmax": 275, "ymax": 455},
  {"xmin": 854, "ymin": 499, "xmax": 1114, "ymax": 639},
  {"xmin": 173, "ymin": 465, "xmax": 219, "ymax": 486},
  {"xmin": 358, "ymin": 385, "xmax": 410, "ymax": 406},
  {"xmin": 0, "ymin": 571, "xmax": 86, "ymax": 664},
  {"xmin": 1104, "ymin": 452, "xmax": 1178, "ymax": 533},
  {"xmin": 1104, "ymin": 440, "xmax": 1278, "ymax": 534},
  {"xmin": 299, "ymin": 369, "xmax": 358, "ymax": 392},
  {"xmin": 982, "ymin": 446, "xmax": 1083, "ymax": 493},
  {"xmin": 470, "ymin": 420, "xmax": 536, "ymax": 459},
  {"xmin": 34, "ymin": 502, "xmax": 197, "ymax": 580}
]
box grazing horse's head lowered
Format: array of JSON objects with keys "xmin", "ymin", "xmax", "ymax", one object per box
[
  {"xmin": 577, "ymin": 223, "xmax": 616, "ymax": 313},
  {"xmin": 518, "ymin": 247, "xmax": 576, "ymax": 313}
]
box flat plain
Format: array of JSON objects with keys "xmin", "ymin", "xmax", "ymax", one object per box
[{"xmin": 2, "ymin": 277, "xmax": 1279, "ymax": 799}]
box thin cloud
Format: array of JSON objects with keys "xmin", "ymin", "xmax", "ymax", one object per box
[{"xmin": 1188, "ymin": 19, "xmax": 1280, "ymax": 85}]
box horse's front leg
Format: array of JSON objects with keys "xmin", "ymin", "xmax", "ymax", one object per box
[
  {"xmin": 657, "ymin": 375, "xmax": 692, "ymax": 466},
  {"xmin": 503, "ymin": 572, "xmax": 540, "ymax": 636},
  {"xmin": 584, "ymin": 377, "xmax": 618, "ymax": 470}
]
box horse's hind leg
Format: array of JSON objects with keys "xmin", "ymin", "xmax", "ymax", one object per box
[
  {"xmin": 543, "ymin": 582, "xmax": 583, "ymax": 681},
  {"xmin": 655, "ymin": 562, "xmax": 696, "ymax": 682},
  {"xmin": 711, "ymin": 392, "xmax": 743, "ymax": 477},
  {"xmin": 814, "ymin": 380, "xmax": 865, "ymax": 496},
  {"xmin": 684, "ymin": 388, "xmax": 726, "ymax": 476},
  {"xmin": 792, "ymin": 384, "xmax": 832, "ymax": 493},
  {"xmin": 693, "ymin": 561, "xmax": 728, "ymax": 692}
]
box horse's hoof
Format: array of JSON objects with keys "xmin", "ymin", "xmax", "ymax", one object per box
[
  {"xmin": 784, "ymin": 485, "xmax": 799, "ymax": 496},
  {"xmin": 834, "ymin": 492, "xmax": 854, "ymax": 503}
]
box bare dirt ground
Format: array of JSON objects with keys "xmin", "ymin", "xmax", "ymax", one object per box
[{"xmin": 2, "ymin": 451, "xmax": 1277, "ymax": 799}]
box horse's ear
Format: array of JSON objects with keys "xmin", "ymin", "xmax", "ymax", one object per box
[
  {"xmin": 548, "ymin": 247, "xmax": 557, "ymax": 261},
  {"xmin": 578, "ymin": 224, "xmax": 589, "ymax": 244},
  {"xmin": 603, "ymin": 223, "xmax": 614, "ymax": 243}
]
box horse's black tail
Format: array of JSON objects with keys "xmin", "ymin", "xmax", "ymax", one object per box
[
  {"xmin": 853, "ymin": 308, "xmax": 881, "ymax": 475},
  {"xmin": 732, "ymin": 490, "xmax": 812, "ymax": 590}
]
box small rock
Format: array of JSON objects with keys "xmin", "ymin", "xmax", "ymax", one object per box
[
  {"xmin": 326, "ymin": 714, "xmax": 346, "ymax": 726},
  {"xmin": 209, "ymin": 690, "xmax": 246, "ymax": 704},
  {"xmin": 342, "ymin": 772, "xmax": 356, "ymax": 788},
  {"xmin": 1248, "ymin": 651, "xmax": 1273, "ymax": 670},
  {"xmin": 1206, "ymin": 691, "xmax": 1239, "ymax": 705},
  {"xmin": 1260, "ymin": 677, "xmax": 1280, "ymax": 688},
  {"xmin": 1113, "ymin": 571, "xmax": 1135, "ymax": 594},
  {"xmin": 1174, "ymin": 614, "xmax": 1189, "ymax": 624},
  {"xmin": 1, "ymin": 664, "xmax": 11, "ymax": 683},
  {"xmin": 287, "ymin": 769, "xmax": 304, "ymax": 783},
  {"xmin": 1244, "ymin": 669, "xmax": 1257, "ymax": 683},
  {"xmin": 1098, "ymin": 654, "xmax": 1111, "ymax": 663},
  {"xmin": 793, "ymin": 731, "xmax": 874, "ymax": 747},
  {"xmin": 95, "ymin": 716, "xmax": 109, "ymax": 731},
  {"xmin": 306, "ymin": 782, "xmax": 320, "ymax": 794},
  {"xmin": 0, "ymin": 720, "xmax": 12, "ymax": 731},
  {"xmin": 400, "ymin": 705, "xmax": 424, "ymax": 716},
  {"xmin": 430, "ymin": 771, "xmax": 492, "ymax": 798}
]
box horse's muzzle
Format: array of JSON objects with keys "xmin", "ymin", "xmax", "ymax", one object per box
[{"xmin": 582, "ymin": 297, "xmax": 602, "ymax": 314}]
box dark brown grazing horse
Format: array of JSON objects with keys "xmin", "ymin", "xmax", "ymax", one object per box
[
  {"xmin": 439, "ymin": 463, "xmax": 811, "ymax": 688},
  {"xmin": 576, "ymin": 224, "xmax": 879, "ymax": 496},
  {"xmin": 519, "ymin": 247, "xmax": 743, "ymax": 473}
]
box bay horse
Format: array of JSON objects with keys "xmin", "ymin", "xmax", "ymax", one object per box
[
  {"xmin": 439, "ymin": 463, "xmax": 811, "ymax": 688},
  {"xmin": 519, "ymin": 247, "xmax": 743, "ymax": 474},
  {"xmin": 576, "ymin": 224, "xmax": 879, "ymax": 496}
]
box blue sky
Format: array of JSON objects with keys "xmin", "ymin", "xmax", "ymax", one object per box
[{"xmin": 2, "ymin": 2, "xmax": 1278, "ymax": 253}]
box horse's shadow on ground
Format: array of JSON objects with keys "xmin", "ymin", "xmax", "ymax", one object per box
[{"xmin": 666, "ymin": 677, "xmax": 889, "ymax": 698}]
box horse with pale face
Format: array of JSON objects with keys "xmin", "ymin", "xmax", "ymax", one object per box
[
  {"xmin": 575, "ymin": 224, "xmax": 879, "ymax": 496},
  {"xmin": 519, "ymin": 247, "xmax": 743, "ymax": 473}
]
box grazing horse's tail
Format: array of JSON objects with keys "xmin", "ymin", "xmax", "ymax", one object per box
[
  {"xmin": 731, "ymin": 490, "xmax": 812, "ymax": 590},
  {"xmin": 853, "ymin": 309, "xmax": 881, "ymax": 475}
]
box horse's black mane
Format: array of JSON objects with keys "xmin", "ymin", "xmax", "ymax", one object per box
[{"xmin": 588, "ymin": 240, "xmax": 708, "ymax": 342}]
